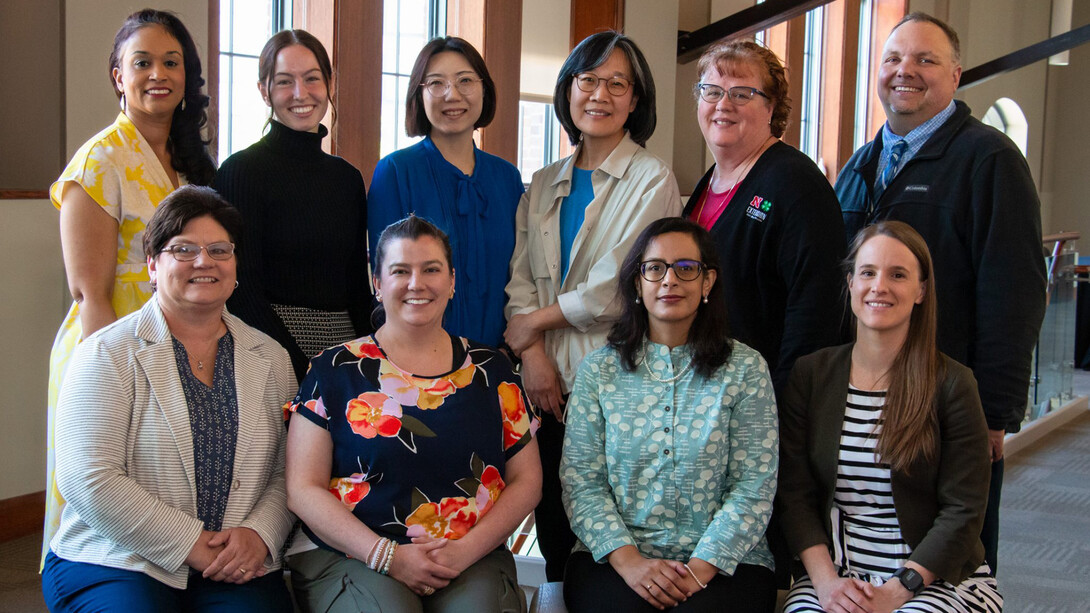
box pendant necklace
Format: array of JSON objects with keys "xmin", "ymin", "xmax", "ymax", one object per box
[{"xmin": 642, "ymin": 344, "xmax": 693, "ymax": 384}]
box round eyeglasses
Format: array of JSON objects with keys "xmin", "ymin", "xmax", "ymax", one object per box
[
  {"xmin": 639, "ymin": 259, "xmax": 706, "ymax": 282},
  {"xmin": 694, "ymin": 83, "xmax": 771, "ymax": 106},
  {"xmin": 573, "ymin": 72, "xmax": 633, "ymax": 96},
  {"xmin": 160, "ymin": 242, "xmax": 236, "ymax": 261},
  {"xmin": 421, "ymin": 75, "xmax": 482, "ymax": 97}
]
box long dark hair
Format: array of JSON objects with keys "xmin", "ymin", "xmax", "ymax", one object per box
[
  {"xmin": 608, "ymin": 217, "xmax": 732, "ymax": 378},
  {"xmin": 258, "ymin": 29, "xmax": 336, "ymax": 127},
  {"xmin": 554, "ymin": 31, "xmax": 657, "ymax": 147},
  {"xmin": 405, "ymin": 37, "xmax": 497, "ymax": 137},
  {"xmin": 109, "ymin": 9, "xmax": 215, "ymax": 185},
  {"xmin": 847, "ymin": 221, "xmax": 941, "ymax": 471}
]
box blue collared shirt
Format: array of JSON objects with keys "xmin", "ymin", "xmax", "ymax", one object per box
[{"xmin": 876, "ymin": 100, "xmax": 957, "ymax": 184}]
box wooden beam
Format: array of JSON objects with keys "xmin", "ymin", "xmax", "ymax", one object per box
[
  {"xmin": 782, "ymin": 15, "xmax": 806, "ymax": 149},
  {"xmin": 677, "ymin": 0, "xmax": 832, "ymax": 63},
  {"xmin": 960, "ymin": 23, "xmax": 1090, "ymax": 90},
  {"xmin": 0, "ymin": 190, "xmax": 49, "ymax": 200},
  {"xmin": 571, "ymin": 0, "xmax": 624, "ymax": 49},
  {"xmin": 448, "ymin": 0, "xmax": 523, "ymax": 165},
  {"xmin": 207, "ymin": 0, "xmax": 220, "ymax": 163},
  {"xmin": 329, "ymin": 1, "xmax": 383, "ymax": 180}
]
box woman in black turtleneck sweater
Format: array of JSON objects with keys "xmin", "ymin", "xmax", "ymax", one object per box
[{"xmin": 215, "ymin": 30, "xmax": 371, "ymax": 382}]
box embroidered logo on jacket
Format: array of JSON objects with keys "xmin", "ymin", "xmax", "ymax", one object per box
[{"xmin": 746, "ymin": 196, "xmax": 772, "ymax": 222}]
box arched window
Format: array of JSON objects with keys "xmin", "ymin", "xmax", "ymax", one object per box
[{"xmin": 982, "ymin": 97, "xmax": 1029, "ymax": 157}]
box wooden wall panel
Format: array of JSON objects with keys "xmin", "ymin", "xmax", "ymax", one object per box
[
  {"xmin": 571, "ymin": 0, "xmax": 625, "ymax": 48},
  {"xmin": 448, "ymin": 0, "xmax": 523, "ymax": 165}
]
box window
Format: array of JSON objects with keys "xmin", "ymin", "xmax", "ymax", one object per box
[
  {"xmin": 854, "ymin": 0, "xmax": 875, "ymax": 150},
  {"xmin": 217, "ymin": 0, "xmax": 291, "ymax": 162},
  {"xmin": 517, "ymin": 99, "xmax": 562, "ymax": 183},
  {"xmin": 799, "ymin": 7, "xmax": 825, "ymax": 162},
  {"xmin": 380, "ymin": 0, "xmax": 445, "ymax": 158}
]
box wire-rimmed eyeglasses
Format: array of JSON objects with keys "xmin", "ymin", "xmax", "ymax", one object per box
[
  {"xmin": 694, "ymin": 83, "xmax": 771, "ymax": 105},
  {"xmin": 421, "ymin": 75, "xmax": 483, "ymax": 97},
  {"xmin": 639, "ymin": 259, "xmax": 706, "ymax": 282},
  {"xmin": 160, "ymin": 242, "xmax": 236, "ymax": 261},
  {"xmin": 573, "ymin": 72, "xmax": 633, "ymax": 96}
]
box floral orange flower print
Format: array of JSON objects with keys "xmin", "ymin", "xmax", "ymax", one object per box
[
  {"xmin": 329, "ymin": 473, "xmax": 373, "ymax": 511},
  {"xmin": 399, "ymin": 453, "xmax": 506, "ymax": 540},
  {"xmin": 346, "ymin": 392, "xmax": 403, "ymax": 438},
  {"xmin": 497, "ymin": 382, "xmax": 534, "ymax": 450},
  {"xmin": 378, "ymin": 359, "xmax": 477, "ymax": 410},
  {"xmin": 344, "ymin": 338, "xmax": 385, "ymax": 361}
]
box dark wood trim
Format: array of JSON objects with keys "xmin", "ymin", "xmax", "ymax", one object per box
[
  {"xmin": 960, "ymin": 23, "xmax": 1090, "ymax": 90},
  {"xmin": 329, "ymin": 0, "xmax": 383, "ymax": 180},
  {"xmin": 677, "ymin": 0, "xmax": 832, "ymax": 63},
  {"xmin": 781, "ymin": 16, "xmax": 806, "ymax": 149},
  {"xmin": 0, "ymin": 490, "xmax": 45, "ymax": 542},
  {"xmin": 0, "ymin": 190, "xmax": 49, "ymax": 200},
  {"xmin": 448, "ymin": 0, "xmax": 523, "ymax": 165},
  {"xmin": 570, "ymin": 0, "xmax": 624, "ymax": 49}
]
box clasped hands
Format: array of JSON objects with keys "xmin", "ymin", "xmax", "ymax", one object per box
[
  {"xmin": 609, "ymin": 546, "xmax": 714, "ymax": 611},
  {"xmin": 186, "ymin": 527, "xmax": 269, "ymax": 584},
  {"xmin": 391, "ymin": 536, "xmax": 473, "ymax": 597},
  {"xmin": 505, "ymin": 313, "xmax": 565, "ymax": 420},
  {"xmin": 813, "ymin": 574, "xmax": 914, "ymax": 613}
]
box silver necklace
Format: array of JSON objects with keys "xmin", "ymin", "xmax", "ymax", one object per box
[{"xmin": 641, "ymin": 345, "xmax": 693, "ymax": 384}]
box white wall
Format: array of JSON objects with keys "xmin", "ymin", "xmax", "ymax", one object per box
[
  {"xmin": 520, "ymin": 0, "xmax": 570, "ymax": 98},
  {"xmin": 625, "ymin": 0, "xmax": 680, "ymax": 165},
  {"xmin": 0, "ymin": 0, "xmax": 209, "ymax": 500}
]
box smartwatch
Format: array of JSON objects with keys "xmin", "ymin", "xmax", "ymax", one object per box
[{"xmin": 891, "ymin": 567, "xmax": 924, "ymax": 595}]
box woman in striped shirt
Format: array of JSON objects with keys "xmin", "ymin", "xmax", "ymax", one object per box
[{"xmin": 778, "ymin": 221, "xmax": 1002, "ymax": 613}]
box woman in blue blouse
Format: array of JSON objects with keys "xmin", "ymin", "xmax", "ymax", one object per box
[
  {"xmin": 367, "ymin": 37, "xmax": 523, "ymax": 347},
  {"xmin": 285, "ymin": 216, "xmax": 541, "ymax": 612},
  {"xmin": 561, "ymin": 217, "xmax": 778, "ymax": 612}
]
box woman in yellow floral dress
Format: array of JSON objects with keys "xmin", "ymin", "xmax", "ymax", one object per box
[
  {"xmin": 43, "ymin": 9, "xmax": 215, "ymax": 565},
  {"xmin": 285, "ymin": 216, "xmax": 541, "ymax": 613}
]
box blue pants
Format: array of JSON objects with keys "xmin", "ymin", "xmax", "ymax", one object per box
[{"xmin": 42, "ymin": 551, "xmax": 293, "ymax": 613}]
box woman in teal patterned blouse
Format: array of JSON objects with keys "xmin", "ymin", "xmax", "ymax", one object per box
[{"xmin": 560, "ymin": 217, "xmax": 778, "ymax": 612}]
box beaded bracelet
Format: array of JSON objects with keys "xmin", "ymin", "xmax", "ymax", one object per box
[
  {"xmin": 683, "ymin": 563, "xmax": 708, "ymax": 590},
  {"xmin": 381, "ymin": 541, "xmax": 398, "ymax": 576},
  {"xmin": 365, "ymin": 538, "xmax": 382, "ymax": 569},
  {"xmin": 368, "ymin": 538, "xmax": 390, "ymax": 572}
]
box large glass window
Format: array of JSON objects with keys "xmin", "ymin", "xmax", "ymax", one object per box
[
  {"xmin": 380, "ymin": 0, "xmax": 445, "ymax": 158},
  {"xmin": 217, "ymin": 0, "xmax": 291, "ymax": 162},
  {"xmin": 517, "ymin": 99, "xmax": 562, "ymax": 183},
  {"xmin": 799, "ymin": 7, "xmax": 825, "ymax": 162}
]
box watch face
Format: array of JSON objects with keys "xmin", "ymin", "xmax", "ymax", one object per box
[{"xmin": 895, "ymin": 567, "xmax": 924, "ymax": 593}]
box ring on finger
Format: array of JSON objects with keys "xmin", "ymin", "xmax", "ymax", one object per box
[
  {"xmin": 238, "ymin": 568, "xmax": 248, "ymax": 574},
  {"xmin": 422, "ymin": 586, "xmax": 435, "ymax": 596},
  {"xmin": 645, "ymin": 584, "xmax": 653, "ymax": 591}
]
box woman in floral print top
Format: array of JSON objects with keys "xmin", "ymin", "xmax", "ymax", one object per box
[
  {"xmin": 561, "ymin": 218, "xmax": 778, "ymax": 613},
  {"xmin": 285, "ymin": 216, "xmax": 541, "ymax": 612}
]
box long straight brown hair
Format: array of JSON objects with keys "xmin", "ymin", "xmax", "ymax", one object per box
[{"xmin": 847, "ymin": 221, "xmax": 942, "ymax": 472}]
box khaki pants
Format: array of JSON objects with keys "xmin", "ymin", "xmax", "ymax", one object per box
[{"xmin": 287, "ymin": 546, "xmax": 525, "ymax": 613}]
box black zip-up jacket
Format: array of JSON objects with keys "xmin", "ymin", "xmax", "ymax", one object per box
[
  {"xmin": 684, "ymin": 142, "xmax": 848, "ymax": 395},
  {"xmin": 835, "ymin": 100, "xmax": 1046, "ymax": 432}
]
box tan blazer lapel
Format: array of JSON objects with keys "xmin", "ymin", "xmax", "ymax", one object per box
[{"xmin": 230, "ymin": 332, "xmax": 272, "ymax": 472}]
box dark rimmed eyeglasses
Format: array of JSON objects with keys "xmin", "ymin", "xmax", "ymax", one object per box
[
  {"xmin": 421, "ymin": 75, "xmax": 483, "ymax": 97},
  {"xmin": 694, "ymin": 83, "xmax": 771, "ymax": 105},
  {"xmin": 639, "ymin": 259, "xmax": 706, "ymax": 282},
  {"xmin": 573, "ymin": 72, "xmax": 633, "ymax": 96},
  {"xmin": 160, "ymin": 242, "xmax": 236, "ymax": 261}
]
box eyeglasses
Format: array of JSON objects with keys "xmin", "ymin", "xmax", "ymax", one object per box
[
  {"xmin": 695, "ymin": 83, "xmax": 771, "ymax": 105},
  {"xmin": 573, "ymin": 72, "xmax": 633, "ymax": 96},
  {"xmin": 160, "ymin": 242, "xmax": 236, "ymax": 261},
  {"xmin": 421, "ymin": 75, "xmax": 482, "ymax": 97},
  {"xmin": 639, "ymin": 259, "xmax": 706, "ymax": 282}
]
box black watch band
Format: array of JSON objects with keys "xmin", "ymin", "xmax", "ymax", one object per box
[{"xmin": 891, "ymin": 567, "xmax": 924, "ymax": 595}]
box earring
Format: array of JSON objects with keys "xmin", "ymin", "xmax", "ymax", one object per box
[
  {"xmin": 234, "ymin": 280, "xmax": 239, "ymax": 289},
  {"xmin": 635, "ymin": 295, "xmax": 641, "ymax": 304},
  {"xmin": 180, "ymin": 98, "xmax": 187, "ymax": 112},
  {"xmin": 375, "ymin": 291, "xmax": 382, "ymax": 303},
  {"xmin": 703, "ymin": 294, "xmax": 709, "ymax": 304},
  {"xmin": 119, "ymin": 93, "xmax": 126, "ymax": 112}
]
